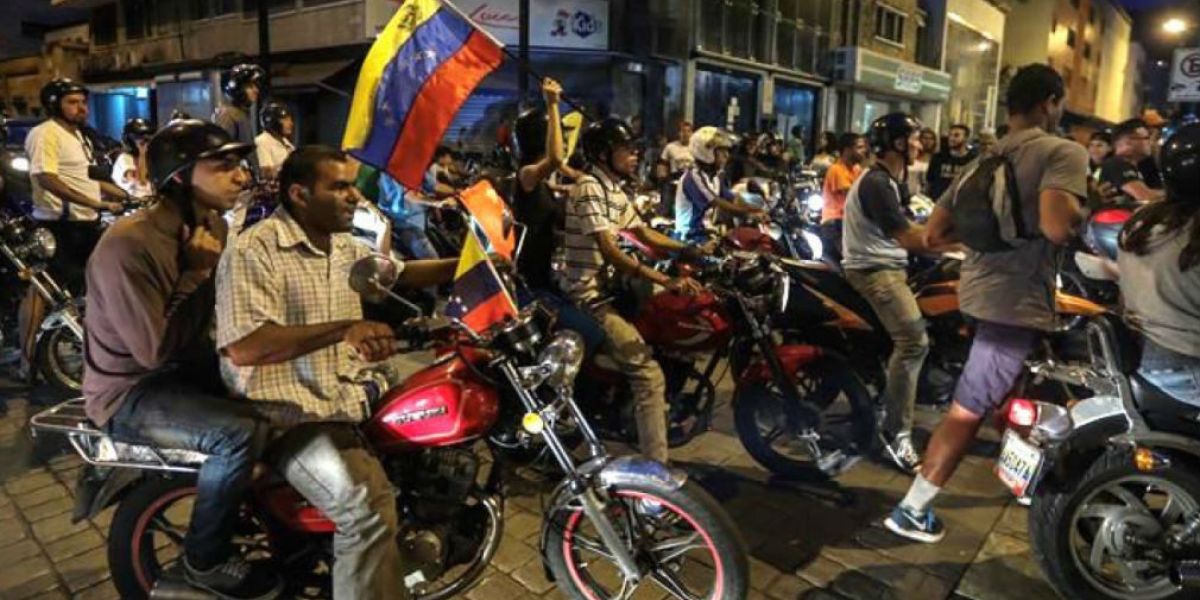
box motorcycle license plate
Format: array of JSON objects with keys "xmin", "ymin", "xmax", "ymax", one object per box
[{"xmin": 996, "ymin": 430, "xmax": 1043, "ymax": 497}]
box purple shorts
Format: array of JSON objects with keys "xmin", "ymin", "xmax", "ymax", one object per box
[{"xmin": 955, "ymin": 321, "xmax": 1041, "ymax": 417}]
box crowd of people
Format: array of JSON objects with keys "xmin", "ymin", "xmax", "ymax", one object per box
[{"xmin": 0, "ymin": 57, "xmax": 1197, "ymax": 599}]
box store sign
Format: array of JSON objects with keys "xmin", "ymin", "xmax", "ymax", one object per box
[
  {"xmin": 894, "ymin": 65, "xmax": 925, "ymax": 94},
  {"xmin": 367, "ymin": 0, "xmax": 608, "ymax": 50},
  {"xmin": 1168, "ymin": 48, "xmax": 1200, "ymax": 103}
]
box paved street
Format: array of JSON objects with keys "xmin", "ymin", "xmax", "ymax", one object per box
[{"xmin": 0, "ymin": 358, "xmax": 1063, "ymax": 600}]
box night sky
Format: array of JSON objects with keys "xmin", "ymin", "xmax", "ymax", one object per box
[{"xmin": 1118, "ymin": 0, "xmax": 1200, "ymax": 60}]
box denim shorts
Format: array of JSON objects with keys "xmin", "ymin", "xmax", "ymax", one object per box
[
  {"xmin": 955, "ymin": 321, "xmax": 1041, "ymax": 416},
  {"xmin": 1139, "ymin": 340, "xmax": 1200, "ymax": 407}
]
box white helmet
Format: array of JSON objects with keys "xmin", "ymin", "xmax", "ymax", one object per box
[{"xmin": 689, "ymin": 126, "xmax": 735, "ymax": 165}]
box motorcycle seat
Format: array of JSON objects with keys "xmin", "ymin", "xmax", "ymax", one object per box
[{"xmin": 1133, "ymin": 373, "xmax": 1200, "ymax": 434}]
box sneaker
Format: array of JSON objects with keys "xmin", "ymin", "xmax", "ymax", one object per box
[
  {"xmin": 880, "ymin": 432, "xmax": 921, "ymax": 474},
  {"xmin": 884, "ymin": 504, "xmax": 946, "ymax": 544},
  {"xmin": 183, "ymin": 554, "xmax": 283, "ymax": 600}
]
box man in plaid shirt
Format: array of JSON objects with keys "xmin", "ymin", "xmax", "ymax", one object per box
[{"xmin": 215, "ymin": 146, "xmax": 456, "ymax": 598}]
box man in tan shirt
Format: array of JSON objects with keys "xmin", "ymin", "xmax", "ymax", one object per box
[{"xmin": 216, "ymin": 146, "xmax": 456, "ymax": 599}]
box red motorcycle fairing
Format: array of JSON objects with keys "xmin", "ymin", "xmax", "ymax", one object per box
[
  {"xmin": 257, "ymin": 483, "xmax": 337, "ymax": 534},
  {"xmin": 725, "ymin": 226, "xmax": 778, "ymax": 254},
  {"xmin": 634, "ymin": 290, "xmax": 733, "ymax": 352},
  {"xmin": 737, "ymin": 344, "xmax": 824, "ymax": 385},
  {"xmin": 363, "ymin": 349, "xmax": 500, "ymax": 451}
]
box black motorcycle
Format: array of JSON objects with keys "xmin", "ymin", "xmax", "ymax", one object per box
[
  {"xmin": 997, "ymin": 313, "xmax": 1200, "ymax": 600},
  {"xmin": 0, "ymin": 212, "xmax": 85, "ymax": 394}
]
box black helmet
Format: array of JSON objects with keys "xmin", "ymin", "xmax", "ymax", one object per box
[
  {"xmin": 868, "ymin": 113, "xmax": 922, "ymax": 156},
  {"xmin": 580, "ymin": 117, "xmax": 635, "ymax": 166},
  {"xmin": 1160, "ymin": 123, "xmax": 1199, "ymax": 200},
  {"xmin": 259, "ymin": 101, "xmax": 292, "ymax": 135},
  {"xmin": 122, "ymin": 118, "xmax": 153, "ymax": 150},
  {"xmin": 146, "ymin": 119, "xmax": 253, "ymax": 189},
  {"xmin": 512, "ymin": 107, "xmax": 548, "ymax": 167},
  {"xmin": 222, "ymin": 64, "xmax": 265, "ymax": 106},
  {"xmin": 40, "ymin": 78, "xmax": 89, "ymax": 117}
]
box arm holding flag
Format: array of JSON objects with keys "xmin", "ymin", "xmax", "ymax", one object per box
[{"xmin": 518, "ymin": 78, "xmax": 567, "ymax": 194}]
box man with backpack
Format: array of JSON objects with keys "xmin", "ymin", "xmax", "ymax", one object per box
[
  {"xmin": 842, "ymin": 113, "xmax": 945, "ymax": 474},
  {"xmin": 886, "ymin": 64, "xmax": 1087, "ymax": 543}
]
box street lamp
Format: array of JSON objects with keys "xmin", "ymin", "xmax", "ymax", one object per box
[{"xmin": 1162, "ymin": 18, "xmax": 1188, "ymax": 36}]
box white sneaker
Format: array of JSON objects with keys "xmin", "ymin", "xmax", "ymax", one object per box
[{"xmin": 880, "ymin": 432, "xmax": 921, "ymax": 474}]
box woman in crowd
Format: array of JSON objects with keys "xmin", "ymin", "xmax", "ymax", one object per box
[
  {"xmin": 111, "ymin": 117, "xmax": 153, "ymax": 199},
  {"xmin": 809, "ymin": 131, "xmax": 839, "ymax": 175}
]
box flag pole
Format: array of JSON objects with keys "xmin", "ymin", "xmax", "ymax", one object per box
[{"xmin": 439, "ymin": 0, "xmax": 595, "ymax": 120}]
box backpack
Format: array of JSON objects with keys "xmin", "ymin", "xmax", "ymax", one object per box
[{"xmin": 947, "ymin": 143, "xmax": 1035, "ymax": 253}]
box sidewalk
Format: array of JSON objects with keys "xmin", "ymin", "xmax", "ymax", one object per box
[{"xmin": 0, "ymin": 373, "xmax": 1062, "ymax": 599}]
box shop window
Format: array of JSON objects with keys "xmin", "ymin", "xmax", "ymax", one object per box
[
  {"xmin": 155, "ymin": 0, "xmax": 183, "ymax": 34},
  {"xmin": 92, "ymin": 3, "xmax": 118, "ymax": 46},
  {"xmin": 874, "ymin": 4, "xmax": 905, "ymax": 46},
  {"xmin": 123, "ymin": 0, "xmax": 150, "ymax": 40}
]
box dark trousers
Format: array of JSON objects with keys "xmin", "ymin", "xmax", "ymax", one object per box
[
  {"xmin": 107, "ymin": 367, "xmax": 270, "ymax": 566},
  {"xmin": 38, "ymin": 220, "xmax": 102, "ymax": 294},
  {"xmin": 819, "ymin": 220, "xmax": 844, "ymax": 268}
]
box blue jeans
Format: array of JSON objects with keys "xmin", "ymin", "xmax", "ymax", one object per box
[
  {"xmin": 107, "ymin": 366, "xmax": 270, "ymax": 567},
  {"xmin": 1139, "ymin": 340, "xmax": 1200, "ymax": 407},
  {"xmin": 394, "ymin": 225, "xmax": 438, "ymax": 260}
]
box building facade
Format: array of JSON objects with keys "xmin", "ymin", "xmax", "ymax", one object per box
[
  {"xmin": 929, "ymin": 0, "xmax": 1005, "ymax": 135},
  {"xmin": 0, "ymin": 23, "xmax": 89, "ymax": 118}
]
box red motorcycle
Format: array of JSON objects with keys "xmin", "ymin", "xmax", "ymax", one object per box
[
  {"xmin": 30, "ymin": 256, "xmax": 749, "ymax": 600},
  {"xmin": 575, "ymin": 244, "xmax": 876, "ymax": 480}
]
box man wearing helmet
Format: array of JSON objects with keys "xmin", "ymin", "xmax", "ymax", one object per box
[
  {"xmin": 213, "ymin": 63, "xmax": 264, "ymax": 148},
  {"xmin": 255, "ymin": 100, "xmax": 295, "ymax": 180},
  {"xmin": 673, "ymin": 126, "xmax": 765, "ymax": 242},
  {"xmin": 843, "ymin": 112, "xmax": 949, "ymax": 475},
  {"xmin": 556, "ymin": 118, "xmax": 708, "ymax": 463},
  {"xmin": 82, "ymin": 119, "xmax": 282, "ymax": 599}
]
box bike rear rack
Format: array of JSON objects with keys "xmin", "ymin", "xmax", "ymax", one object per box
[{"xmin": 29, "ymin": 398, "xmax": 204, "ymax": 473}]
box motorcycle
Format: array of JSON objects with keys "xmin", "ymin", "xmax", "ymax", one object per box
[
  {"xmin": 30, "ymin": 254, "xmax": 749, "ymax": 600},
  {"xmin": 0, "ymin": 212, "xmax": 85, "ymax": 394},
  {"xmin": 571, "ymin": 241, "xmax": 875, "ymax": 480},
  {"xmin": 995, "ymin": 312, "xmax": 1200, "ymax": 600},
  {"xmin": 724, "ymin": 175, "xmax": 822, "ymax": 262}
]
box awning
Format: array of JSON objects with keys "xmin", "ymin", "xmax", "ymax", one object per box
[{"xmin": 271, "ymin": 60, "xmax": 356, "ymax": 96}]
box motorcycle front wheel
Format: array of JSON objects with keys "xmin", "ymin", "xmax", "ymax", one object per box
[
  {"xmin": 36, "ymin": 325, "xmax": 83, "ymax": 396},
  {"xmin": 543, "ymin": 479, "xmax": 749, "ymax": 600},
  {"xmin": 1031, "ymin": 447, "xmax": 1200, "ymax": 600}
]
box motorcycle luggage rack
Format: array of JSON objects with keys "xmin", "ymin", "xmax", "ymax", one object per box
[{"xmin": 29, "ymin": 398, "xmax": 204, "ymax": 473}]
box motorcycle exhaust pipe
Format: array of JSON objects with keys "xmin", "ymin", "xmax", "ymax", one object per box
[
  {"xmin": 149, "ymin": 566, "xmax": 218, "ymax": 599},
  {"xmin": 1170, "ymin": 560, "xmax": 1200, "ymax": 589}
]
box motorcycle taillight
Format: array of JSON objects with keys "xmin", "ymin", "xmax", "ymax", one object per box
[{"xmin": 1007, "ymin": 398, "xmax": 1038, "ymax": 428}]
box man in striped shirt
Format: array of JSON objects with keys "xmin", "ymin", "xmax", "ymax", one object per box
[{"xmin": 555, "ymin": 118, "xmax": 707, "ymax": 463}]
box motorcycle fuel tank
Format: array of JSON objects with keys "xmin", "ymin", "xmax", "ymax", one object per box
[
  {"xmin": 635, "ymin": 291, "xmax": 732, "ymax": 352},
  {"xmin": 365, "ymin": 352, "xmax": 500, "ymax": 451}
]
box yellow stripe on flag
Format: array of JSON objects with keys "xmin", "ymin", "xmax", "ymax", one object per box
[
  {"xmin": 455, "ymin": 228, "xmax": 489, "ymax": 279},
  {"xmin": 342, "ymin": 0, "xmax": 443, "ymax": 151}
]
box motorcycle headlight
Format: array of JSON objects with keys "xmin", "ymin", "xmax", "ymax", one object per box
[
  {"xmin": 10, "ymin": 156, "xmax": 29, "ymax": 172},
  {"xmin": 537, "ymin": 330, "xmax": 585, "ymax": 388},
  {"xmin": 30, "ymin": 228, "xmax": 56, "ymax": 260},
  {"xmin": 805, "ymin": 193, "xmax": 824, "ymax": 214}
]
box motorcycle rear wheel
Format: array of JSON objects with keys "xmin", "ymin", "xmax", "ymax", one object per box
[
  {"xmin": 543, "ymin": 479, "xmax": 749, "ymax": 600},
  {"xmin": 733, "ymin": 356, "xmax": 874, "ymax": 480},
  {"xmin": 1031, "ymin": 447, "xmax": 1200, "ymax": 600}
]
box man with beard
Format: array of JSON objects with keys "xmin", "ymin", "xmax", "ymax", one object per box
[{"xmin": 925, "ymin": 124, "xmax": 977, "ymax": 201}]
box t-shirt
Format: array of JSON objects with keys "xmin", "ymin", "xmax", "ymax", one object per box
[
  {"xmin": 1118, "ymin": 223, "xmax": 1200, "ymax": 358},
  {"xmin": 842, "ymin": 166, "xmax": 911, "ymax": 271},
  {"xmin": 821, "ymin": 161, "xmax": 861, "ymax": 223},
  {"xmin": 926, "ymin": 149, "xmax": 977, "ymax": 201},
  {"xmin": 26, "ymin": 119, "xmax": 100, "ymax": 221},
  {"xmin": 513, "ymin": 181, "xmax": 562, "ymax": 290},
  {"xmin": 555, "ymin": 168, "xmax": 644, "ymax": 304},
  {"xmin": 940, "ymin": 127, "xmax": 1089, "ymax": 331},
  {"xmin": 674, "ymin": 167, "xmax": 733, "ymax": 240},
  {"xmin": 661, "ymin": 141, "xmax": 693, "ymax": 174},
  {"xmin": 906, "ymin": 158, "xmax": 928, "ymax": 197},
  {"xmin": 1098, "ymin": 156, "xmax": 1146, "ymax": 204},
  {"xmin": 254, "ymin": 132, "xmax": 294, "ymax": 174}
]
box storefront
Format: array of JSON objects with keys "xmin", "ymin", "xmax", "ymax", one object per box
[
  {"xmin": 87, "ymin": 83, "xmax": 153, "ymax": 142},
  {"xmin": 828, "ymin": 47, "xmax": 952, "ymax": 134},
  {"xmin": 941, "ymin": 0, "xmax": 1005, "ymax": 134},
  {"xmin": 693, "ymin": 63, "xmax": 760, "ymax": 132}
]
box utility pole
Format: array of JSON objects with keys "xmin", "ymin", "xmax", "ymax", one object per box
[
  {"xmin": 257, "ymin": 0, "xmax": 271, "ymax": 89},
  {"xmin": 519, "ymin": 0, "xmax": 530, "ymax": 104}
]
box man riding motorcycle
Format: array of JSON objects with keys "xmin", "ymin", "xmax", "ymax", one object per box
[
  {"xmin": 673, "ymin": 126, "xmax": 764, "ymax": 243},
  {"xmin": 215, "ymin": 145, "xmax": 458, "ymax": 599},
  {"xmin": 81, "ymin": 119, "xmax": 281, "ymax": 599},
  {"xmin": 554, "ymin": 117, "xmax": 708, "ymax": 463}
]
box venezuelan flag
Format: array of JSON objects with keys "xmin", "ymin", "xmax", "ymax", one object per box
[
  {"xmin": 445, "ymin": 230, "xmax": 518, "ymax": 334},
  {"xmin": 343, "ymin": 0, "xmax": 503, "ymax": 189}
]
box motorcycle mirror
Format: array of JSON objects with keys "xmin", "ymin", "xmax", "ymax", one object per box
[{"xmin": 348, "ymin": 254, "xmax": 424, "ymax": 317}]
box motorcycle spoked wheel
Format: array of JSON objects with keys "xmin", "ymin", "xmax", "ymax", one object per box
[
  {"xmin": 543, "ymin": 479, "xmax": 749, "ymax": 600},
  {"xmin": 1031, "ymin": 447, "xmax": 1200, "ymax": 600},
  {"xmin": 35, "ymin": 325, "xmax": 82, "ymax": 396},
  {"xmin": 733, "ymin": 356, "xmax": 875, "ymax": 480}
]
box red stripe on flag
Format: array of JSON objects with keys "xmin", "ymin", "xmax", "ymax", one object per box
[
  {"xmin": 387, "ymin": 31, "xmax": 503, "ymax": 188},
  {"xmin": 461, "ymin": 292, "xmax": 517, "ymax": 332}
]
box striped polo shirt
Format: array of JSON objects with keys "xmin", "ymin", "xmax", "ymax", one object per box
[{"xmin": 554, "ymin": 168, "xmax": 644, "ymax": 304}]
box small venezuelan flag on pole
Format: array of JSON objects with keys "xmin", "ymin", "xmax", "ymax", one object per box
[
  {"xmin": 342, "ymin": 0, "xmax": 504, "ymax": 189},
  {"xmin": 445, "ymin": 229, "xmax": 519, "ymax": 334}
]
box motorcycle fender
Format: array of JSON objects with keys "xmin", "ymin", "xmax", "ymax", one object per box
[
  {"xmin": 38, "ymin": 306, "xmax": 83, "ymax": 337},
  {"xmin": 71, "ymin": 466, "xmax": 142, "ymax": 523},
  {"xmin": 1054, "ymin": 291, "xmax": 1106, "ymax": 318},
  {"xmin": 738, "ymin": 344, "xmax": 824, "ymax": 385},
  {"xmin": 1038, "ymin": 397, "xmax": 1131, "ymax": 489},
  {"xmin": 1112, "ymin": 431, "xmax": 1200, "ymax": 464}
]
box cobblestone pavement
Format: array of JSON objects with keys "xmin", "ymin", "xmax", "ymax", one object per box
[{"xmin": 0, "ymin": 361, "xmax": 1064, "ymax": 600}]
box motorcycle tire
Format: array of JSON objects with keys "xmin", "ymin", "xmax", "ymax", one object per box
[
  {"xmin": 35, "ymin": 325, "xmax": 83, "ymax": 396},
  {"xmin": 543, "ymin": 479, "xmax": 749, "ymax": 600},
  {"xmin": 1031, "ymin": 447, "xmax": 1200, "ymax": 600},
  {"xmin": 108, "ymin": 475, "xmax": 198, "ymax": 600},
  {"xmin": 733, "ymin": 356, "xmax": 875, "ymax": 480}
]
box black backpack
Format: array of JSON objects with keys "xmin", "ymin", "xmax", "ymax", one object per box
[{"xmin": 947, "ymin": 146, "xmax": 1034, "ymax": 253}]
